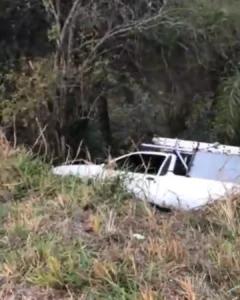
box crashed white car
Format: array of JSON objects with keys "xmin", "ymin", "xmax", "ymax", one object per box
[{"xmin": 52, "ymin": 136, "xmax": 240, "ymax": 210}]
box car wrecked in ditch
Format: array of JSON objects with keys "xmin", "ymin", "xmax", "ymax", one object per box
[{"xmin": 52, "ymin": 136, "xmax": 240, "ymax": 210}]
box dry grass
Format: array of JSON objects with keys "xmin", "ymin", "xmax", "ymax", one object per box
[{"xmin": 1, "ymin": 137, "xmax": 240, "ymax": 299}]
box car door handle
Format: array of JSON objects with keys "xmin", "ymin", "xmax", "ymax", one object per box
[{"xmin": 145, "ymin": 177, "xmax": 155, "ymax": 182}]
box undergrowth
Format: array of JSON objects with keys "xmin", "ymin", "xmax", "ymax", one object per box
[{"xmin": 1, "ymin": 134, "xmax": 240, "ymax": 300}]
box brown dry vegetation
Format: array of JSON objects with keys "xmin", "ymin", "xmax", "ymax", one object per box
[{"xmin": 1, "ymin": 133, "xmax": 240, "ymax": 300}]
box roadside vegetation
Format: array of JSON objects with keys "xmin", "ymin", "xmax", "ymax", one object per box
[
  {"xmin": 1, "ymin": 1, "xmax": 240, "ymax": 299},
  {"xmin": 1, "ymin": 133, "xmax": 240, "ymax": 300}
]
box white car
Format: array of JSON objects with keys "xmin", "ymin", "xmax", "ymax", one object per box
[{"xmin": 52, "ymin": 137, "xmax": 240, "ymax": 210}]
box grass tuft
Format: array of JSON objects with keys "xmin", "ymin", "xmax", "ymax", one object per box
[{"xmin": 1, "ymin": 138, "xmax": 240, "ymax": 299}]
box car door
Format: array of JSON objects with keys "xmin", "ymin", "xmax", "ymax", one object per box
[
  {"xmin": 105, "ymin": 152, "xmax": 154, "ymax": 199},
  {"xmin": 104, "ymin": 152, "xmax": 171, "ymax": 201},
  {"xmin": 121, "ymin": 153, "xmax": 172, "ymax": 204},
  {"xmin": 142, "ymin": 155, "xmax": 173, "ymax": 206}
]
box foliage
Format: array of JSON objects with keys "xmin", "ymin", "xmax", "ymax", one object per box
[
  {"xmin": 1, "ymin": 0, "xmax": 240, "ymax": 161},
  {"xmin": 0, "ymin": 0, "xmax": 51, "ymax": 65},
  {"xmin": 1, "ymin": 130, "xmax": 240, "ymax": 299},
  {"xmin": 214, "ymin": 70, "xmax": 240, "ymax": 144}
]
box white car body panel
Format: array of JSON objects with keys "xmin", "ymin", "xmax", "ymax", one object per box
[
  {"xmin": 52, "ymin": 164, "xmax": 239, "ymax": 211},
  {"xmin": 52, "ymin": 138, "xmax": 240, "ymax": 211},
  {"xmin": 146, "ymin": 174, "xmax": 238, "ymax": 210}
]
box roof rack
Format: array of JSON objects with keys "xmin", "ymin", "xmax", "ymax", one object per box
[{"xmin": 149, "ymin": 136, "xmax": 240, "ymax": 155}]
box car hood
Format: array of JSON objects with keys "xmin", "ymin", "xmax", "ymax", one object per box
[{"xmin": 52, "ymin": 164, "xmax": 105, "ymax": 179}]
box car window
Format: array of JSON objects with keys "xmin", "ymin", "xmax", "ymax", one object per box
[
  {"xmin": 114, "ymin": 153, "xmax": 168, "ymax": 175},
  {"xmin": 188, "ymin": 152, "xmax": 240, "ymax": 183}
]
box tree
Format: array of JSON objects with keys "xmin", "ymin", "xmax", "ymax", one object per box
[{"xmin": 1, "ymin": 0, "xmax": 240, "ymax": 162}]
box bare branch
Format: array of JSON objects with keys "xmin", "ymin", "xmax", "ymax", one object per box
[
  {"xmin": 81, "ymin": 3, "xmax": 168, "ymax": 70},
  {"xmin": 59, "ymin": 0, "xmax": 82, "ymax": 52}
]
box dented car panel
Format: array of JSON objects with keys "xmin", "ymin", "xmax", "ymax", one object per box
[{"xmin": 147, "ymin": 175, "xmax": 238, "ymax": 210}]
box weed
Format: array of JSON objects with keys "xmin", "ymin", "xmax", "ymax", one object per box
[{"xmin": 1, "ymin": 143, "xmax": 240, "ymax": 299}]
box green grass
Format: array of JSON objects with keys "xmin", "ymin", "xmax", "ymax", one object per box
[{"xmin": 1, "ymin": 138, "xmax": 240, "ymax": 299}]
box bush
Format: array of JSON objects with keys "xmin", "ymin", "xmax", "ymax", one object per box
[{"xmin": 1, "ymin": 0, "xmax": 240, "ymax": 162}]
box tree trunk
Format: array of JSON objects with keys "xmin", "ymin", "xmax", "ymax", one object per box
[{"xmin": 97, "ymin": 94, "xmax": 112, "ymax": 147}]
